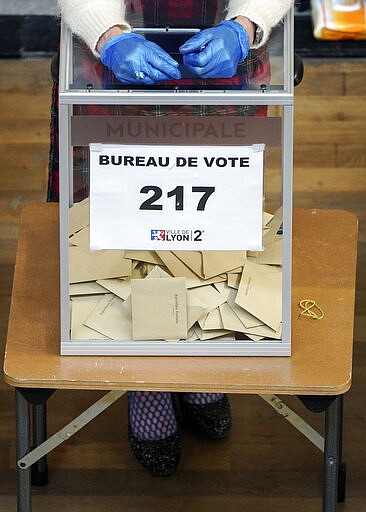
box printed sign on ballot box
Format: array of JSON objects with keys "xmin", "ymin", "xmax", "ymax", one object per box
[{"xmin": 89, "ymin": 144, "xmax": 264, "ymax": 251}]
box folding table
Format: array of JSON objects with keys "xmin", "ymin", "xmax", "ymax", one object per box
[{"xmin": 4, "ymin": 203, "xmax": 358, "ymax": 512}]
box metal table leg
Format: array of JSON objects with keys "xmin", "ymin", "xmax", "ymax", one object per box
[
  {"xmin": 323, "ymin": 395, "xmax": 343, "ymax": 512},
  {"xmin": 31, "ymin": 403, "xmax": 48, "ymax": 486},
  {"xmin": 19, "ymin": 389, "xmax": 55, "ymax": 487},
  {"xmin": 15, "ymin": 388, "xmax": 124, "ymax": 511},
  {"xmin": 299, "ymin": 394, "xmax": 346, "ymax": 509},
  {"xmin": 15, "ymin": 389, "xmax": 32, "ymax": 512}
]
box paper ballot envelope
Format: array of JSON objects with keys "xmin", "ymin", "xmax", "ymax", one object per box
[
  {"xmin": 131, "ymin": 277, "xmax": 188, "ymax": 341},
  {"xmin": 172, "ymin": 251, "xmax": 247, "ymax": 279}
]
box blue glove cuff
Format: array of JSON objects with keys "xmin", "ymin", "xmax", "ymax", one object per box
[
  {"xmin": 100, "ymin": 32, "xmax": 143, "ymax": 67},
  {"xmin": 218, "ymin": 20, "xmax": 250, "ymax": 62}
]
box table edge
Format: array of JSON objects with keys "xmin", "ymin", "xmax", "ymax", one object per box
[{"xmin": 3, "ymin": 372, "xmax": 352, "ymax": 396}]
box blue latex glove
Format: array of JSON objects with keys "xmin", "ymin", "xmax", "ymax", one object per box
[
  {"xmin": 100, "ymin": 33, "xmax": 181, "ymax": 84},
  {"xmin": 179, "ymin": 20, "xmax": 250, "ymax": 78}
]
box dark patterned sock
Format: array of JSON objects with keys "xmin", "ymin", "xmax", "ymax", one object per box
[
  {"xmin": 128, "ymin": 391, "xmax": 177, "ymax": 441},
  {"xmin": 181, "ymin": 393, "xmax": 225, "ymax": 405}
]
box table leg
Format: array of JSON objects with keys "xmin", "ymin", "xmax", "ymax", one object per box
[
  {"xmin": 323, "ymin": 395, "xmax": 343, "ymax": 512},
  {"xmin": 31, "ymin": 403, "xmax": 48, "ymax": 486},
  {"xmin": 15, "ymin": 389, "xmax": 32, "ymax": 512}
]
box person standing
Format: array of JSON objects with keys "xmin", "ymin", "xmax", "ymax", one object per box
[{"xmin": 51, "ymin": 0, "xmax": 293, "ymax": 476}]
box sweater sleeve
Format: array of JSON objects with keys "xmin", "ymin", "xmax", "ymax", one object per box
[
  {"xmin": 226, "ymin": 0, "xmax": 293, "ymax": 47},
  {"xmin": 58, "ymin": 0, "xmax": 131, "ymax": 55}
]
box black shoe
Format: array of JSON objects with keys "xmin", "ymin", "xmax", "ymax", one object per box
[
  {"xmin": 178, "ymin": 394, "xmax": 232, "ymax": 440},
  {"xmin": 128, "ymin": 423, "xmax": 181, "ymax": 476}
]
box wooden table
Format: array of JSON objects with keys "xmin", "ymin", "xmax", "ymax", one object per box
[{"xmin": 3, "ymin": 204, "xmax": 358, "ymax": 512}]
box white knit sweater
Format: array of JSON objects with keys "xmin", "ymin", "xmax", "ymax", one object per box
[{"xmin": 59, "ymin": 0, "xmax": 293, "ymax": 55}]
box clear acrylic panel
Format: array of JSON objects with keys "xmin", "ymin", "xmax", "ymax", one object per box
[
  {"xmin": 66, "ymin": 25, "xmax": 285, "ymax": 93},
  {"xmin": 70, "ymin": 104, "xmax": 283, "ymax": 198},
  {"xmin": 68, "ymin": 105, "xmax": 284, "ymax": 345}
]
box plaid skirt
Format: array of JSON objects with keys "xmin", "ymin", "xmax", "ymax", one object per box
[{"xmin": 47, "ymin": 0, "xmax": 270, "ymax": 202}]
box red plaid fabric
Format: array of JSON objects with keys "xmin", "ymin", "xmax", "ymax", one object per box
[
  {"xmin": 48, "ymin": 78, "xmax": 60, "ymax": 201},
  {"xmin": 47, "ymin": 0, "xmax": 270, "ymax": 202},
  {"xmin": 127, "ymin": 0, "xmax": 225, "ymax": 28}
]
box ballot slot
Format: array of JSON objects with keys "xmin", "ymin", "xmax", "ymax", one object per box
[
  {"xmin": 135, "ymin": 29, "xmax": 201, "ymax": 80},
  {"xmin": 58, "ymin": 10, "xmax": 294, "ymax": 356}
]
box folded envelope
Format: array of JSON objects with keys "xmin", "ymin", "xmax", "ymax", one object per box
[
  {"xmin": 172, "ymin": 251, "xmax": 202, "ymax": 276},
  {"xmin": 69, "ymin": 281, "xmax": 107, "ymax": 296},
  {"xmin": 202, "ymin": 251, "xmax": 247, "ymax": 279},
  {"xmin": 131, "ymin": 277, "xmax": 187, "ymax": 341},
  {"xmin": 146, "ymin": 267, "xmax": 207, "ymax": 330},
  {"xmin": 263, "ymin": 211, "xmax": 273, "ymax": 226},
  {"xmin": 227, "ymin": 266, "xmax": 244, "ymax": 274},
  {"xmin": 96, "ymin": 278, "xmax": 131, "ymax": 300},
  {"xmin": 124, "ymin": 250, "xmax": 164, "ymax": 266},
  {"xmin": 71, "ymin": 296, "xmax": 109, "ymax": 340},
  {"xmin": 146, "ymin": 265, "xmax": 172, "ymax": 279},
  {"xmin": 195, "ymin": 326, "xmax": 234, "ymax": 340},
  {"xmin": 210, "ymin": 333, "xmax": 236, "ymax": 341},
  {"xmin": 173, "ymin": 251, "xmax": 247, "ymax": 279},
  {"xmin": 188, "ymin": 284, "xmax": 227, "ymax": 314},
  {"xmin": 219, "ymin": 302, "xmax": 277, "ymax": 341},
  {"xmin": 69, "ymin": 246, "xmax": 131, "ymax": 283},
  {"xmin": 255, "ymin": 237, "xmax": 282, "ymax": 265},
  {"xmin": 186, "ymin": 328, "xmax": 200, "ymax": 342},
  {"xmin": 131, "ymin": 262, "xmax": 156, "ymax": 279},
  {"xmin": 213, "ymin": 281, "xmax": 227, "ymax": 295},
  {"xmin": 156, "ymin": 251, "xmax": 225, "ymax": 288},
  {"xmin": 69, "ymin": 198, "xmax": 90, "ymax": 236},
  {"xmin": 187, "ymin": 305, "xmax": 207, "ymax": 330},
  {"xmin": 263, "ymin": 206, "xmax": 283, "ymax": 246},
  {"xmin": 186, "ymin": 290, "xmax": 207, "ymax": 330},
  {"xmin": 243, "ymin": 322, "xmax": 282, "ymax": 340},
  {"xmin": 235, "ymin": 260, "xmax": 282, "ymax": 331},
  {"xmin": 199, "ymin": 307, "xmax": 223, "ymax": 330},
  {"xmin": 219, "ymin": 303, "xmax": 248, "ymax": 333},
  {"xmin": 243, "ymin": 333, "xmax": 264, "ymax": 341},
  {"xmin": 69, "ymin": 226, "xmax": 90, "ymax": 247},
  {"xmin": 185, "ymin": 274, "xmax": 226, "ymax": 289},
  {"xmin": 227, "ymin": 273, "xmax": 241, "ymax": 289},
  {"xmin": 225, "ymin": 286, "xmax": 263, "ymax": 329},
  {"xmin": 156, "ymin": 251, "xmax": 199, "ymax": 280},
  {"xmin": 84, "ymin": 294, "xmax": 132, "ymax": 340}
]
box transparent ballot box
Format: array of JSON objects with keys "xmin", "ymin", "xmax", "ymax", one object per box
[{"xmin": 58, "ymin": 11, "xmax": 294, "ymax": 356}]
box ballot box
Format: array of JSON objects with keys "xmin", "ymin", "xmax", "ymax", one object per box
[{"xmin": 58, "ymin": 9, "xmax": 294, "ymax": 355}]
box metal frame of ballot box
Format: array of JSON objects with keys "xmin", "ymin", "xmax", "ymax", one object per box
[{"xmin": 58, "ymin": 10, "xmax": 294, "ymax": 356}]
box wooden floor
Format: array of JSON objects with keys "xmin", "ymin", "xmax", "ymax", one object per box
[{"xmin": 0, "ymin": 58, "xmax": 365, "ymax": 511}]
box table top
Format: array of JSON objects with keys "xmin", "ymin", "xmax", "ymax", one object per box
[{"xmin": 3, "ymin": 204, "xmax": 358, "ymax": 395}]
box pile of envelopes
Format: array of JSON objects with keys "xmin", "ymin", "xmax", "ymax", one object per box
[{"xmin": 69, "ymin": 198, "xmax": 283, "ymax": 343}]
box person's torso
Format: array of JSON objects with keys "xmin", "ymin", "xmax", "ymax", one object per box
[{"xmin": 126, "ymin": 0, "xmax": 227, "ymax": 28}]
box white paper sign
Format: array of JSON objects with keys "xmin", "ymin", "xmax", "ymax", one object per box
[{"xmin": 89, "ymin": 144, "xmax": 264, "ymax": 251}]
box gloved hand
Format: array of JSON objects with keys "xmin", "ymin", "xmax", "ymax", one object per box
[
  {"xmin": 100, "ymin": 33, "xmax": 181, "ymax": 84},
  {"xmin": 179, "ymin": 20, "xmax": 250, "ymax": 78}
]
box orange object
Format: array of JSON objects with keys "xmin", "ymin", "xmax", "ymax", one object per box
[{"xmin": 311, "ymin": 0, "xmax": 366, "ymax": 39}]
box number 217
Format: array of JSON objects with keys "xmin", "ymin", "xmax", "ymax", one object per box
[{"xmin": 139, "ymin": 186, "xmax": 215, "ymax": 211}]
